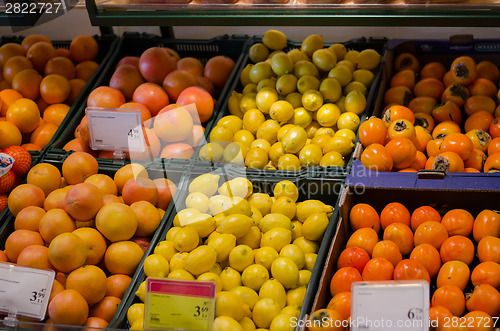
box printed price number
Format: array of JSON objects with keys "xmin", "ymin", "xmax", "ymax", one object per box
[
  {"xmin": 30, "ymin": 289, "xmax": 47, "ymax": 304},
  {"xmin": 194, "ymin": 304, "xmax": 210, "ymax": 318}
]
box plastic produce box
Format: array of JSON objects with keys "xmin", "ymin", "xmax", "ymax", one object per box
[
  {"xmin": 45, "ymin": 32, "xmax": 250, "ymax": 166},
  {"xmin": 109, "ymin": 163, "xmax": 344, "ymax": 329},
  {"xmin": 0, "ymin": 151, "xmax": 185, "ymax": 329},
  {"xmin": 304, "ymin": 184, "xmax": 500, "ymax": 330},
  {"xmin": 193, "ymin": 36, "xmax": 386, "ymax": 179},
  {"xmin": 352, "ymin": 36, "xmax": 500, "ymax": 179}
]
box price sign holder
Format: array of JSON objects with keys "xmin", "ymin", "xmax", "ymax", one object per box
[
  {"xmin": 144, "ymin": 277, "xmax": 216, "ymax": 331},
  {"xmin": 351, "ymin": 280, "xmax": 429, "ymax": 331},
  {"xmin": 86, "ymin": 107, "xmax": 145, "ymax": 160},
  {"xmin": 0, "ymin": 263, "xmax": 55, "ymax": 322}
]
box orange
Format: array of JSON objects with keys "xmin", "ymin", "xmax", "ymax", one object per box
[
  {"xmin": 153, "ymin": 178, "xmax": 177, "ymax": 210},
  {"xmin": 154, "ymin": 105, "xmax": 193, "ymax": 143},
  {"xmin": 95, "ymin": 202, "xmax": 138, "ymax": 242},
  {"xmin": 177, "ymin": 57, "xmax": 204, "ymax": 77},
  {"xmin": 75, "ymin": 60, "xmax": 99, "ymax": 82},
  {"xmin": 17, "ymin": 244, "xmax": 54, "ymax": 270},
  {"xmin": 113, "ymin": 163, "xmax": 148, "ymax": 194},
  {"xmin": 177, "ymin": 86, "xmax": 214, "ymax": 124},
  {"xmin": 0, "ymin": 120, "xmax": 22, "ymax": 148},
  {"xmin": 62, "ymin": 151, "xmax": 99, "ymax": 184},
  {"xmin": 39, "ymin": 208, "xmax": 77, "ymax": 243},
  {"xmin": 48, "ymin": 289, "xmax": 89, "ymax": 326},
  {"xmin": 14, "ymin": 205, "xmax": 46, "ymax": 231},
  {"xmin": 72, "ymin": 227, "xmax": 107, "ymax": 265},
  {"xmin": 130, "ymin": 200, "xmax": 161, "ymax": 237},
  {"xmin": 44, "ymin": 187, "xmax": 71, "ymax": 211},
  {"xmin": 87, "ymin": 86, "xmax": 125, "ymax": 109},
  {"xmin": 26, "ymin": 41, "xmax": 57, "ymax": 72},
  {"xmin": 103, "ymin": 194, "xmax": 123, "ymax": 205},
  {"xmin": 160, "ymin": 143, "xmax": 194, "ymax": 160},
  {"xmin": 84, "ymin": 174, "xmax": 118, "ymax": 196},
  {"xmin": 3, "ymin": 56, "xmax": 34, "ymax": 84},
  {"xmin": 22, "ymin": 143, "xmax": 41, "ymax": 151},
  {"xmin": 0, "ymin": 43, "xmax": 25, "ymax": 68},
  {"xmin": 30, "ymin": 122, "xmax": 58, "ymax": 148},
  {"xmin": 67, "ymin": 78, "xmax": 87, "ymax": 106},
  {"xmin": 132, "ymin": 82, "xmax": 169, "ymax": 116},
  {"xmin": 21, "ymin": 34, "xmax": 52, "ymax": 52},
  {"xmin": 204, "ymin": 55, "xmax": 235, "ymax": 89},
  {"xmin": 0, "ymin": 88, "xmax": 23, "ymax": 116},
  {"xmin": 44, "ymin": 56, "xmax": 76, "ymax": 80},
  {"xmin": 43, "ymin": 103, "xmax": 70, "ymax": 126},
  {"xmin": 7, "ymin": 183, "xmax": 45, "ymax": 216},
  {"xmin": 89, "ymin": 296, "xmax": 121, "ymax": 323},
  {"xmin": 66, "ymin": 265, "xmax": 107, "ymax": 305},
  {"xmin": 121, "ymin": 177, "xmax": 159, "ymax": 206},
  {"xmin": 40, "ymin": 74, "xmax": 71, "ymax": 104},
  {"xmin": 104, "ymin": 241, "xmax": 144, "ymax": 275},
  {"xmin": 11, "ymin": 69, "xmax": 42, "ymax": 99},
  {"xmin": 64, "ymin": 182, "xmax": 104, "ymax": 222},
  {"xmin": 48, "ymin": 232, "xmax": 89, "ymax": 273},
  {"xmin": 83, "ymin": 317, "xmax": 109, "ymax": 329},
  {"xmin": 27, "ymin": 163, "xmax": 62, "ymax": 197},
  {"xmin": 162, "ymin": 69, "xmax": 198, "ymax": 102},
  {"xmin": 48, "ymin": 279, "xmax": 65, "ymax": 304},
  {"xmin": 4, "ymin": 229, "xmax": 44, "ymax": 263},
  {"xmin": 63, "ymin": 138, "xmax": 92, "ymax": 154},
  {"xmin": 105, "ymin": 274, "xmax": 132, "ymax": 299},
  {"xmin": 70, "ymin": 35, "xmax": 99, "ymax": 63}
]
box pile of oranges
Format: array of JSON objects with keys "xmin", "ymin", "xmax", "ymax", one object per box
[
  {"xmin": 0, "ymin": 152, "xmax": 177, "ymax": 327},
  {"xmin": 0, "ymin": 34, "xmax": 100, "ymax": 152},
  {"xmin": 309, "ymin": 202, "xmax": 500, "ymax": 330},
  {"xmin": 359, "ymin": 53, "xmax": 500, "ymax": 173}
]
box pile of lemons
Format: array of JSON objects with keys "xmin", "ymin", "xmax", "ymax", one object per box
[
  {"xmin": 127, "ymin": 173, "xmax": 334, "ymax": 331},
  {"xmin": 199, "ymin": 29, "xmax": 381, "ymax": 170}
]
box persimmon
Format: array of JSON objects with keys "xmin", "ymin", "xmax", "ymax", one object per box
[
  {"xmin": 432, "ymin": 100, "xmax": 462, "ymax": 125},
  {"xmin": 464, "ymin": 148, "xmax": 486, "ymax": 171},
  {"xmin": 432, "ymin": 121, "xmax": 461, "ymax": 140},
  {"xmin": 360, "ymin": 143, "xmax": 393, "ymax": 172},
  {"xmin": 420, "ymin": 61, "xmax": 446, "ymax": 80},
  {"xmin": 327, "ymin": 292, "xmax": 351, "ymax": 321},
  {"xmin": 437, "ymin": 260, "xmax": 470, "ymax": 291},
  {"xmin": 465, "ymin": 284, "xmax": 500, "ymax": 318},
  {"xmin": 362, "ymin": 257, "xmax": 394, "ymax": 281},
  {"xmin": 429, "ymin": 306, "xmax": 453, "ymax": 330},
  {"xmin": 432, "ymin": 152, "xmax": 465, "ymax": 172},
  {"xmin": 468, "ymin": 77, "xmax": 497, "ymax": 98},
  {"xmin": 483, "ymin": 152, "xmax": 500, "ymax": 172},
  {"xmin": 349, "ymin": 203, "xmax": 380, "ymax": 233},
  {"xmin": 337, "ymin": 247, "xmax": 370, "ymax": 274},
  {"xmin": 382, "ymin": 105, "xmax": 415, "ymax": 125},
  {"xmin": 471, "ymin": 261, "xmax": 500, "ymax": 289},
  {"xmin": 358, "ymin": 117, "xmax": 387, "ymax": 147},
  {"xmin": 394, "ymin": 52, "xmax": 420, "ymax": 72},
  {"xmin": 389, "ymin": 69, "xmax": 416, "ymax": 90},
  {"xmin": 465, "ymin": 110, "xmax": 494, "ymax": 133},
  {"xmin": 440, "ymin": 235, "xmax": 475, "ymax": 265},
  {"xmin": 414, "ymin": 77, "xmax": 444, "ymax": 100},
  {"xmin": 383, "ymin": 222, "xmax": 413, "ymax": 255},
  {"xmin": 473, "ymin": 210, "xmax": 500, "ymax": 245},
  {"xmin": 431, "ymin": 285, "xmax": 465, "ymax": 317},
  {"xmin": 387, "ymin": 119, "xmax": 416, "ymax": 141},
  {"xmin": 372, "ymin": 240, "xmax": 402, "ymax": 267},
  {"xmin": 462, "ymin": 311, "xmax": 495, "ymax": 331},
  {"xmin": 330, "ymin": 267, "xmax": 362, "ymax": 296},
  {"xmin": 478, "ymin": 236, "xmax": 500, "ymax": 264},
  {"xmin": 413, "ymin": 221, "xmax": 449, "ymax": 250},
  {"xmin": 450, "ymin": 56, "xmax": 477, "ymax": 85},
  {"xmin": 476, "ymin": 60, "xmax": 500, "ymax": 84},
  {"xmin": 441, "ymin": 209, "xmax": 474, "ymax": 237},
  {"xmin": 393, "ymin": 259, "xmax": 430, "ymax": 283},
  {"xmin": 414, "ymin": 112, "xmax": 435, "ymax": 133},
  {"xmin": 409, "ymin": 151, "xmax": 427, "ymax": 170},
  {"xmin": 440, "ymin": 133, "xmax": 474, "ymax": 161},
  {"xmin": 380, "ymin": 202, "xmax": 411, "ymax": 229},
  {"xmin": 384, "ymin": 138, "xmax": 417, "ymax": 170},
  {"xmin": 410, "ymin": 243, "xmax": 441, "ymax": 278},
  {"xmin": 383, "ymin": 85, "xmax": 413, "ymax": 107},
  {"xmin": 410, "ymin": 206, "xmax": 441, "ymax": 232},
  {"xmin": 487, "ymin": 137, "xmax": 500, "ymax": 155},
  {"xmin": 426, "ymin": 138, "xmax": 444, "ymax": 157},
  {"xmin": 346, "ymin": 228, "xmax": 379, "ymax": 256},
  {"xmin": 308, "ymin": 309, "xmax": 345, "ymax": 331},
  {"xmin": 440, "ymin": 83, "xmax": 469, "ymax": 108},
  {"xmin": 466, "ymin": 129, "xmax": 492, "ymax": 153},
  {"xmin": 464, "ymin": 95, "xmax": 496, "ymax": 116},
  {"xmin": 408, "ymin": 96, "xmax": 437, "ymax": 115}
]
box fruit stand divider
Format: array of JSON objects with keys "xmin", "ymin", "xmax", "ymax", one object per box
[
  {"xmin": 44, "ymin": 32, "xmax": 251, "ymax": 167},
  {"xmin": 0, "ymin": 151, "xmax": 188, "ymax": 328},
  {"xmin": 304, "ymin": 183, "xmax": 500, "ymax": 327},
  {"xmin": 108, "ymin": 162, "xmax": 344, "ymax": 329},
  {"xmin": 191, "ymin": 36, "xmax": 387, "ymax": 179}
]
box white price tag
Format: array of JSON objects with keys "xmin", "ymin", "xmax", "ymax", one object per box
[
  {"xmin": 0, "ymin": 263, "xmax": 55, "ymax": 320},
  {"xmin": 351, "ymin": 280, "xmax": 429, "ymax": 331},
  {"xmin": 86, "ymin": 107, "xmax": 145, "ymax": 153}
]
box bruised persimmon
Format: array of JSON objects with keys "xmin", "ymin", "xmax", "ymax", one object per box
[
  {"xmin": 466, "ymin": 129, "xmax": 492, "ymax": 153},
  {"xmin": 408, "ymin": 96, "xmax": 437, "ymax": 115},
  {"xmin": 440, "ymin": 83, "xmax": 469, "ymax": 108},
  {"xmin": 414, "ymin": 78, "xmax": 444, "ymax": 100},
  {"xmin": 414, "ymin": 112, "xmax": 435, "ymax": 133},
  {"xmin": 420, "ymin": 61, "xmax": 447, "ymax": 81},
  {"xmin": 464, "ymin": 95, "xmax": 496, "ymax": 116},
  {"xmin": 385, "ymin": 138, "xmax": 417, "ymax": 170},
  {"xmin": 432, "ymin": 151, "xmax": 465, "ymax": 173},
  {"xmin": 394, "ymin": 52, "xmax": 420, "ymax": 72},
  {"xmin": 476, "ymin": 60, "xmax": 500, "ymax": 84},
  {"xmin": 464, "ymin": 148, "xmax": 486, "ymax": 171},
  {"xmin": 483, "ymin": 152, "xmax": 500, "ymax": 172},
  {"xmin": 389, "ymin": 69, "xmax": 416, "ymax": 90},
  {"xmin": 382, "ymin": 105, "xmax": 415, "ymax": 125},
  {"xmin": 440, "ymin": 133, "xmax": 474, "ymax": 161},
  {"xmin": 432, "ymin": 121, "xmax": 461, "ymax": 139},
  {"xmin": 450, "ymin": 56, "xmax": 477, "ymax": 85},
  {"xmin": 383, "ymin": 85, "xmax": 413, "ymax": 107},
  {"xmin": 388, "ymin": 119, "xmax": 416, "ymax": 141},
  {"xmin": 360, "ymin": 143, "xmax": 393, "ymax": 172},
  {"xmin": 432, "ymin": 100, "xmax": 462, "ymax": 125}
]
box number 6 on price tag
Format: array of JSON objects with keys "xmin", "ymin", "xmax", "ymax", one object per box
[{"xmin": 144, "ymin": 278, "xmax": 216, "ymax": 331}]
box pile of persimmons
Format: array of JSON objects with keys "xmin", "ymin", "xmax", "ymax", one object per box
[
  {"xmin": 64, "ymin": 46, "xmax": 236, "ymax": 161},
  {"xmin": 0, "ymin": 34, "xmax": 100, "ymax": 152},
  {"xmin": 308, "ymin": 202, "xmax": 500, "ymax": 330},
  {"xmin": 359, "ymin": 53, "xmax": 500, "ymax": 173}
]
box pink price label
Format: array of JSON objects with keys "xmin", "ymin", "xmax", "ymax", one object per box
[{"xmin": 147, "ymin": 278, "xmax": 216, "ymax": 298}]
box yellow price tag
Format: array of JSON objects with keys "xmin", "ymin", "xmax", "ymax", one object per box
[{"xmin": 144, "ymin": 278, "xmax": 216, "ymax": 331}]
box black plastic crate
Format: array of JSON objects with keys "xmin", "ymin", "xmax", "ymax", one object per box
[
  {"xmin": 192, "ymin": 36, "xmax": 387, "ymax": 179},
  {"xmin": 109, "ymin": 163, "xmax": 344, "ymax": 329},
  {"xmin": 46, "ymin": 32, "xmax": 251, "ymax": 167}
]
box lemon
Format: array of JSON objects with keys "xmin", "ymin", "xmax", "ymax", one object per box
[
  {"xmin": 353, "ymin": 68, "xmax": 375, "ymax": 87},
  {"xmin": 271, "ymin": 257, "xmax": 299, "ymax": 289},
  {"xmin": 257, "ymin": 119, "xmax": 281, "ymax": 145},
  {"xmin": 320, "ymin": 151, "xmax": 345, "ymax": 167},
  {"xmin": 294, "ymin": 237, "xmax": 319, "ymax": 255},
  {"xmin": 240, "ymin": 316, "xmax": 256, "ymax": 331},
  {"xmin": 213, "ymin": 316, "xmax": 244, "ymax": 331},
  {"xmin": 173, "ymin": 208, "xmax": 200, "ymax": 226},
  {"xmin": 144, "ymin": 253, "xmax": 170, "ymax": 278},
  {"xmin": 248, "ymin": 193, "xmax": 273, "ymax": 216},
  {"xmin": 282, "ymin": 126, "xmax": 307, "ymax": 154},
  {"xmin": 165, "ymin": 227, "xmax": 180, "ymax": 242},
  {"xmin": 285, "ymin": 92, "xmax": 303, "ymax": 108},
  {"xmin": 240, "ymin": 93, "xmax": 257, "ymax": 113},
  {"xmin": 312, "ymin": 48, "xmax": 337, "ymax": 72},
  {"xmin": 237, "ymin": 226, "xmax": 262, "ymax": 249},
  {"xmin": 197, "ymin": 272, "xmax": 223, "ymax": 292},
  {"xmin": 217, "ymin": 214, "xmax": 253, "ymax": 239},
  {"xmin": 357, "ymin": 49, "xmax": 381, "ymax": 70},
  {"xmin": 243, "ymin": 109, "xmax": 265, "ymax": 135},
  {"xmin": 294, "ymin": 60, "xmax": 319, "ymax": 79},
  {"xmin": 223, "ymin": 142, "xmax": 247, "ymax": 164},
  {"xmin": 209, "ymin": 195, "xmax": 232, "ymax": 216},
  {"xmin": 304, "ymin": 252, "xmax": 318, "ymax": 271},
  {"xmin": 316, "ymin": 127, "xmax": 335, "ymax": 136},
  {"xmin": 329, "ymin": 43, "xmax": 347, "ymax": 61},
  {"xmin": 229, "ymin": 244, "xmax": 255, "ymax": 272},
  {"xmin": 276, "ymin": 74, "xmax": 297, "ymax": 96},
  {"xmin": 250, "ymin": 138, "xmax": 272, "ymax": 152},
  {"xmin": 258, "ymin": 213, "xmax": 293, "ymax": 233},
  {"xmin": 220, "ymin": 267, "xmax": 242, "ymax": 291},
  {"xmin": 127, "ymin": 303, "xmax": 144, "ymax": 326},
  {"xmin": 223, "ymin": 197, "xmax": 252, "ymax": 217},
  {"xmin": 273, "ymin": 180, "xmax": 298, "ymax": 203},
  {"xmin": 242, "ymin": 264, "xmax": 270, "ymax": 291},
  {"xmin": 328, "ymin": 66, "xmax": 352, "ymax": 87},
  {"xmin": 271, "ymin": 197, "xmax": 296, "ymax": 220},
  {"xmin": 291, "ymin": 221, "xmax": 303, "ymax": 241},
  {"xmin": 135, "ymin": 280, "xmax": 146, "ymax": 302},
  {"xmin": 337, "ymin": 112, "xmax": 360, "ymax": 131},
  {"xmin": 257, "ymin": 78, "xmax": 277, "ymax": 92},
  {"xmin": 311, "ymin": 134, "xmax": 331, "ymax": 151},
  {"xmin": 344, "ymin": 50, "xmax": 360, "ymax": 66},
  {"xmin": 184, "ymin": 245, "xmax": 217, "ymax": 276},
  {"xmin": 279, "ymin": 244, "xmax": 305, "ymax": 269},
  {"xmin": 249, "ymin": 62, "xmax": 273, "ymax": 84},
  {"xmin": 199, "ymin": 143, "xmax": 224, "ymax": 162},
  {"xmin": 267, "ymin": 50, "xmax": 284, "ymax": 60},
  {"xmin": 253, "ymin": 298, "xmax": 282, "ymax": 328},
  {"xmin": 210, "ymin": 263, "xmax": 223, "ymax": 275},
  {"xmin": 154, "ymin": 240, "xmax": 176, "ymax": 261},
  {"xmin": 211, "ymin": 125, "xmax": 234, "ymax": 142},
  {"xmin": 289, "ymin": 107, "xmax": 313, "ymax": 128},
  {"xmin": 270, "ymin": 53, "xmax": 294, "ymax": 76},
  {"xmin": 249, "ymin": 43, "xmax": 270, "ymax": 63},
  {"xmin": 189, "ymin": 173, "xmax": 220, "ymax": 197},
  {"xmin": 323, "ymin": 136, "xmax": 354, "ymax": 157},
  {"xmin": 173, "ymin": 227, "xmax": 199, "ymax": 252},
  {"xmin": 298, "ymin": 143, "xmax": 323, "ymax": 167},
  {"xmin": 240, "ymin": 65, "xmax": 254, "ymax": 87},
  {"xmin": 301, "ymin": 34, "xmax": 323, "ymax": 57},
  {"xmin": 206, "ymin": 233, "xmax": 236, "ymax": 262},
  {"xmin": 256, "ymin": 88, "xmax": 279, "ymax": 114},
  {"xmin": 231, "ymin": 286, "xmax": 259, "ymax": 310},
  {"xmin": 269, "ymin": 142, "xmax": 285, "ymax": 165},
  {"xmin": 170, "ymin": 252, "xmax": 189, "ymax": 270},
  {"xmin": 336, "ymin": 96, "xmax": 346, "ymax": 113},
  {"xmin": 301, "ymin": 90, "xmax": 323, "ymax": 112},
  {"xmin": 243, "ymin": 83, "xmax": 258, "ymax": 95},
  {"xmin": 168, "ymin": 269, "xmax": 195, "ymax": 280},
  {"xmin": 129, "ymin": 318, "xmax": 144, "ymax": 331},
  {"xmin": 319, "ymin": 77, "xmax": 342, "ymax": 103},
  {"xmin": 259, "ymin": 279, "xmax": 287, "ymax": 308},
  {"xmin": 250, "ymin": 206, "xmax": 263, "ymax": 225},
  {"xmin": 261, "ymin": 227, "xmax": 292, "ymax": 253},
  {"xmin": 276, "ymin": 124, "xmax": 293, "ymax": 143},
  {"xmin": 233, "ymin": 130, "xmax": 255, "ymax": 150},
  {"xmin": 254, "ymin": 246, "xmax": 279, "ymax": 271},
  {"xmin": 316, "ymin": 103, "xmax": 341, "ymax": 128},
  {"xmin": 245, "ymin": 148, "xmax": 269, "ymax": 169},
  {"xmin": 297, "ymin": 75, "xmax": 320, "ymax": 95},
  {"xmin": 219, "ymin": 177, "xmax": 253, "ymax": 199},
  {"xmin": 296, "ymin": 200, "xmax": 333, "ymax": 222},
  {"xmin": 277, "ymin": 154, "xmax": 301, "ymax": 171},
  {"xmin": 216, "ymin": 290, "xmax": 252, "ymax": 321},
  {"xmin": 298, "ymin": 270, "xmax": 311, "ymax": 287},
  {"xmin": 334, "ymin": 128, "xmax": 356, "ymax": 142},
  {"xmin": 262, "ymin": 30, "xmax": 288, "ymax": 51},
  {"xmin": 185, "ymin": 192, "xmax": 210, "ymax": 213},
  {"xmin": 344, "ymin": 81, "xmax": 367, "ymax": 96},
  {"xmin": 269, "ymin": 101, "xmax": 294, "ymax": 123},
  {"xmin": 183, "ymin": 214, "xmax": 215, "ymax": 238},
  {"xmin": 305, "ymin": 121, "xmax": 321, "ymax": 138},
  {"xmin": 345, "ymin": 90, "xmax": 366, "ymax": 115},
  {"xmin": 281, "ymin": 305, "xmax": 301, "ymax": 318},
  {"xmin": 336, "ymin": 59, "xmax": 355, "ymax": 72},
  {"xmin": 286, "ymin": 287, "xmax": 307, "ymax": 306},
  {"xmin": 269, "ymin": 313, "xmax": 295, "ymax": 331}
]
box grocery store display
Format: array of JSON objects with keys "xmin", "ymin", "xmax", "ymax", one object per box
[
  {"xmin": 0, "ymin": 152, "xmax": 179, "ymax": 327},
  {"xmin": 0, "ymin": 146, "xmax": 32, "ymax": 209},
  {"xmin": 198, "ymin": 30, "xmax": 383, "ymax": 171},
  {"xmin": 360, "ymin": 47, "xmax": 500, "ymax": 173}
]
